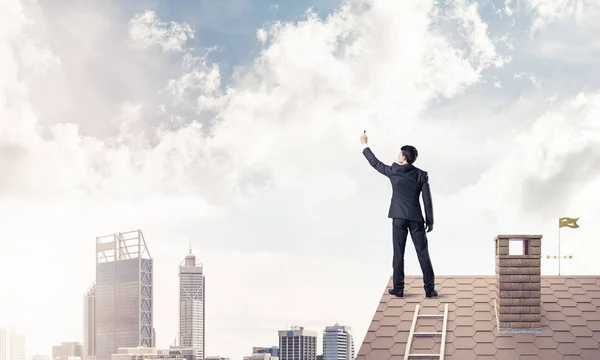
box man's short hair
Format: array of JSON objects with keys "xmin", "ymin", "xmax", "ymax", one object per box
[{"xmin": 401, "ymin": 145, "xmax": 418, "ymax": 164}]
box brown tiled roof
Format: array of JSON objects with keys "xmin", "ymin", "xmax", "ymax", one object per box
[{"xmin": 357, "ymin": 276, "xmax": 600, "ymax": 360}]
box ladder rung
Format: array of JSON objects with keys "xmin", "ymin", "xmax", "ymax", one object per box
[
  {"xmin": 407, "ymin": 354, "xmax": 441, "ymax": 358},
  {"xmin": 404, "ymin": 304, "xmax": 449, "ymax": 360}
]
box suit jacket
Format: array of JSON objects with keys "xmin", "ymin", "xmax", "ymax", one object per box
[{"xmin": 363, "ymin": 147, "xmax": 434, "ymax": 225}]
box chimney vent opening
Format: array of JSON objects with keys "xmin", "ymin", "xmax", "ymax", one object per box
[{"xmin": 509, "ymin": 239, "xmax": 529, "ymax": 255}]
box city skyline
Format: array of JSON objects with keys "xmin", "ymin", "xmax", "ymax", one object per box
[{"xmin": 2, "ymin": 231, "xmax": 355, "ymax": 360}]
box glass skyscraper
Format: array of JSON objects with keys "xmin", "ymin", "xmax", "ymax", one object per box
[
  {"xmin": 322, "ymin": 324, "xmax": 354, "ymax": 360},
  {"xmin": 179, "ymin": 249, "xmax": 205, "ymax": 360},
  {"xmin": 94, "ymin": 230, "xmax": 153, "ymax": 360}
]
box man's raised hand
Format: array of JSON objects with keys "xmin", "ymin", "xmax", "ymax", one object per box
[{"xmin": 360, "ymin": 130, "xmax": 368, "ymax": 145}]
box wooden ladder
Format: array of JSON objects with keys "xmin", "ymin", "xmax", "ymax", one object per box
[{"xmin": 403, "ymin": 303, "xmax": 449, "ymax": 359}]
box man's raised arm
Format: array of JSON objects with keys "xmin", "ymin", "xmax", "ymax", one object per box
[
  {"xmin": 362, "ymin": 146, "xmax": 392, "ymax": 176},
  {"xmin": 360, "ymin": 132, "xmax": 392, "ymax": 176}
]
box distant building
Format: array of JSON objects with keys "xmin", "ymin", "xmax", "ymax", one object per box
[
  {"xmin": 11, "ymin": 334, "xmax": 25, "ymax": 360},
  {"xmin": 0, "ymin": 329, "xmax": 8, "ymax": 360},
  {"xmin": 322, "ymin": 324, "xmax": 354, "ymax": 360},
  {"xmin": 278, "ymin": 327, "xmax": 317, "ymax": 360},
  {"xmin": 243, "ymin": 354, "xmax": 278, "ymax": 360},
  {"xmin": 111, "ymin": 348, "xmax": 190, "ymax": 360},
  {"xmin": 164, "ymin": 348, "xmax": 194, "ymax": 360},
  {"xmin": 0, "ymin": 329, "xmax": 26, "ymax": 360},
  {"xmin": 178, "ymin": 249, "xmax": 205, "ymax": 360},
  {"xmin": 316, "ymin": 356, "xmax": 323, "ymax": 360},
  {"xmin": 32, "ymin": 354, "xmax": 50, "ymax": 360},
  {"xmin": 95, "ymin": 231, "xmax": 153, "ymax": 360},
  {"xmin": 252, "ymin": 348, "xmax": 278, "ymax": 357},
  {"xmin": 204, "ymin": 357, "xmax": 229, "ymax": 360},
  {"xmin": 83, "ymin": 283, "xmax": 96, "ymax": 360},
  {"xmin": 53, "ymin": 342, "xmax": 83, "ymax": 360}
]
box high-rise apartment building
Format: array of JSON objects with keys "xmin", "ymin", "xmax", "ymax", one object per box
[
  {"xmin": 83, "ymin": 283, "xmax": 96, "ymax": 360},
  {"xmin": 11, "ymin": 333, "xmax": 25, "ymax": 360},
  {"xmin": 0, "ymin": 329, "xmax": 8, "ymax": 360},
  {"xmin": 322, "ymin": 324, "xmax": 354, "ymax": 360},
  {"xmin": 95, "ymin": 230, "xmax": 153, "ymax": 360},
  {"xmin": 52, "ymin": 342, "xmax": 83, "ymax": 360},
  {"xmin": 278, "ymin": 327, "xmax": 317, "ymax": 360},
  {"xmin": 0, "ymin": 329, "xmax": 26, "ymax": 360},
  {"xmin": 178, "ymin": 249, "xmax": 205, "ymax": 360}
]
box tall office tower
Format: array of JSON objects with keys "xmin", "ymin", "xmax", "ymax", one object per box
[
  {"xmin": 0, "ymin": 329, "xmax": 8, "ymax": 360},
  {"xmin": 278, "ymin": 327, "xmax": 317, "ymax": 360},
  {"xmin": 95, "ymin": 230, "xmax": 153, "ymax": 360},
  {"xmin": 0, "ymin": 328, "xmax": 26, "ymax": 360},
  {"xmin": 10, "ymin": 333, "xmax": 25, "ymax": 360},
  {"xmin": 52, "ymin": 342, "xmax": 83, "ymax": 360},
  {"xmin": 178, "ymin": 249, "xmax": 205, "ymax": 360},
  {"xmin": 322, "ymin": 324, "xmax": 354, "ymax": 360},
  {"xmin": 84, "ymin": 283, "xmax": 96, "ymax": 360}
]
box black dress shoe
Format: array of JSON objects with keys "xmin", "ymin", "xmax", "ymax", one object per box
[
  {"xmin": 425, "ymin": 289, "xmax": 438, "ymax": 298},
  {"xmin": 388, "ymin": 288, "xmax": 404, "ymax": 297}
]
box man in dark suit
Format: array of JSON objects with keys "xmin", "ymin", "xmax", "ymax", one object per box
[{"xmin": 360, "ymin": 131, "xmax": 438, "ymax": 298}]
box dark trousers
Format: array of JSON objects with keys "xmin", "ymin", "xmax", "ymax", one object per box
[{"xmin": 392, "ymin": 218, "xmax": 435, "ymax": 291}]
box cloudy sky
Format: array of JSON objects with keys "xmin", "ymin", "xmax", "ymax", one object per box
[{"xmin": 1, "ymin": 0, "xmax": 600, "ymax": 358}]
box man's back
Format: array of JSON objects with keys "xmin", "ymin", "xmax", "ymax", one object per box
[{"xmin": 362, "ymin": 147, "xmax": 434, "ymax": 226}]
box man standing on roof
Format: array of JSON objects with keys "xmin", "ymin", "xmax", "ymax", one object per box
[{"xmin": 360, "ymin": 130, "xmax": 438, "ymax": 298}]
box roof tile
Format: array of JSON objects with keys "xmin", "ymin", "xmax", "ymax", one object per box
[
  {"xmin": 575, "ymin": 336, "xmax": 599, "ymax": 349},
  {"xmin": 537, "ymin": 349, "xmax": 565, "ymax": 360},
  {"xmin": 473, "ymin": 343, "xmax": 497, "ymax": 356},
  {"xmin": 370, "ymin": 337, "xmax": 395, "ymax": 350},
  {"xmin": 557, "ymin": 343, "xmax": 583, "ymax": 356},
  {"xmin": 581, "ymin": 349, "xmax": 600, "ymax": 360},
  {"xmin": 534, "ymin": 336, "xmax": 558, "ymax": 349},
  {"xmin": 515, "ymin": 342, "xmax": 539, "ymax": 355}
]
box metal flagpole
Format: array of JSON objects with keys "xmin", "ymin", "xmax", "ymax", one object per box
[{"xmin": 558, "ymin": 218, "xmax": 561, "ymax": 276}]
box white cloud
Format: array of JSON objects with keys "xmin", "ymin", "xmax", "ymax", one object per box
[
  {"xmin": 514, "ymin": 71, "xmax": 540, "ymax": 88},
  {"xmin": 505, "ymin": 0, "xmax": 514, "ymax": 15},
  {"xmin": 129, "ymin": 10, "xmax": 195, "ymax": 52},
  {"xmin": 524, "ymin": 0, "xmax": 600, "ymax": 31},
  {"xmin": 257, "ymin": 28, "xmax": 268, "ymax": 44},
  {"xmin": 1, "ymin": 0, "xmax": 600, "ymax": 359},
  {"xmin": 450, "ymin": 0, "xmax": 509, "ymax": 70},
  {"xmin": 165, "ymin": 53, "xmax": 222, "ymax": 101}
]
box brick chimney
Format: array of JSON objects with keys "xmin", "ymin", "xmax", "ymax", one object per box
[{"xmin": 494, "ymin": 234, "xmax": 542, "ymax": 331}]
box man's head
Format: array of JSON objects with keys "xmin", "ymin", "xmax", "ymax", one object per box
[{"xmin": 398, "ymin": 145, "xmax": 418, "ymax": 164}]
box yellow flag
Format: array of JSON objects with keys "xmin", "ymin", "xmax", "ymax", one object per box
[{"xmin": 559, "ymin": 217, "xmax": 579, "ymax": 228}]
